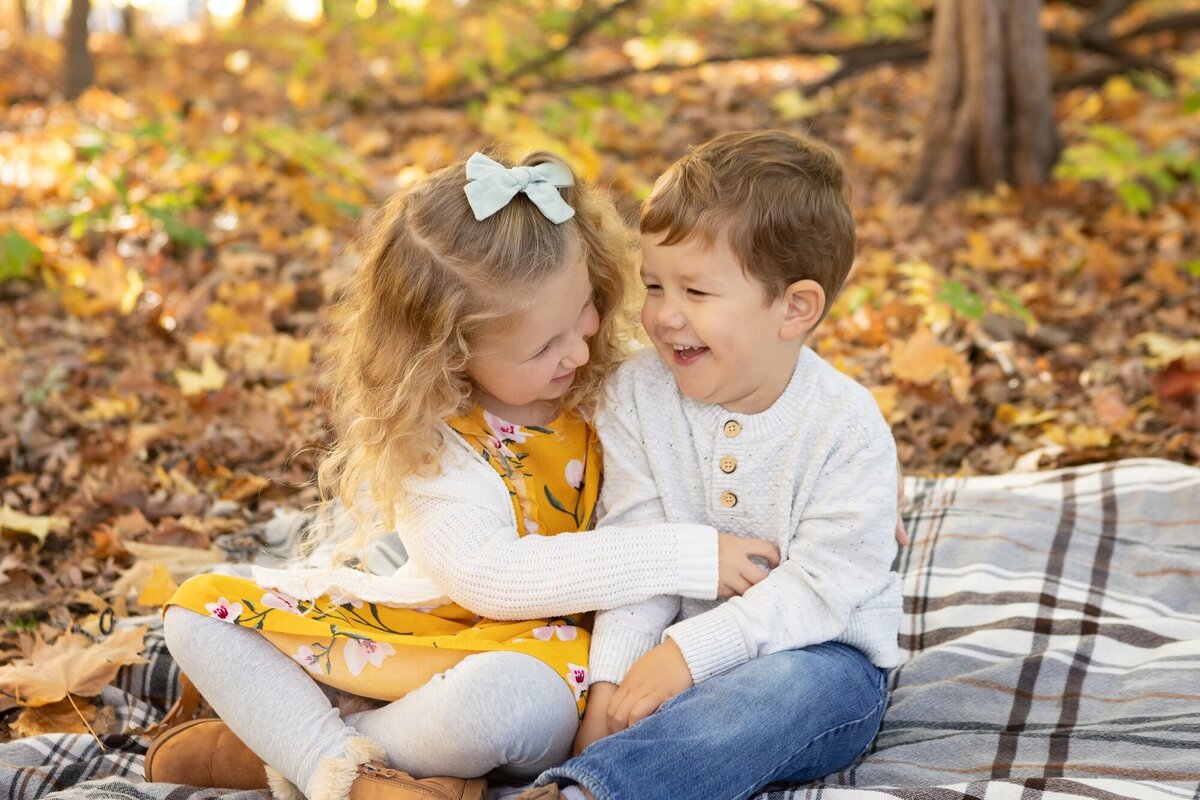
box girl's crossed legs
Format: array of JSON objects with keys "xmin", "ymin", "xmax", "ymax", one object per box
[{"xmin": 163, "ymin": 606, "xmax": 579, "ymax": 796}]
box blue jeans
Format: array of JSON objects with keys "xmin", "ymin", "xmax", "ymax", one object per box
[{"xmin": 536, "ymin": 642, "xmax": 888, "ymax": 800}]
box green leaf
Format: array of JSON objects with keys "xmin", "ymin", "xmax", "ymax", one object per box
[
  {"xmin": 0, "ymin": 231, "xmax": 42, "ymax": 282},
  {"xmin": 543, "ymin": 485, "xmax": 570, "ymax": 516},
  {"xmin": 1181, "ymin": 259, "xmax": 1200, "ymax": 279},
  {"xmin": 1183, "ymin": 93, "xmax": 1200, "ymax": 114},
  {"xmin": 937, "ymin": 280, "xmax": 985, "ymax": 320},
  {"xmin": 144, "ymin": 206, "xmax": 210, "ymax": 248},
  {"xmin": 1116, "ymin": 181, "xmax": 1153, "ymax": 213},
  {"xmin": 997, "ymin": 288, "xmax": 1036, "ymax": 326}
]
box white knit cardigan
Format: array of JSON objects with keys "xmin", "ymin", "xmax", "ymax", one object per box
[
  {"xmin": 254, "ymin": 426, "xmax": 721, "ymax": 620},
  {"xmin": 588, "ymin": 347, "xmax": 903, "ymax": 687}
]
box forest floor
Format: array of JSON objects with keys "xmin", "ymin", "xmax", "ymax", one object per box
[{"xmin": 0, "ymin": 9, "xmax": 1197, "ymax": 739}]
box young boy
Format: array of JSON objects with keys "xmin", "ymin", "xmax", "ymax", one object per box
[{"xmin": 518, "ymin": 130, "xmax": 903, "ymax": 800}]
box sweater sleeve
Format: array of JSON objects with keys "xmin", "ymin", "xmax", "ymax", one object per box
[
  {"xmin": 665, "ymin": 421, "xmax": 898, "ymax": 685},
  {"xmin": 397, "ymin": 436, "xmax": 718, "ymax": 621},
  {"xmin": 586, "ymin": 364, "xmax": 697, "ymax": 683}
]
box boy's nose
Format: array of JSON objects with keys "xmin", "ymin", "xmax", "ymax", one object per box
[{"xmin": 654, "ymin": 302, "xmax": 686, "ymax": 330}]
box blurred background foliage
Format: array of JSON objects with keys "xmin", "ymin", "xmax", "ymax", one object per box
[{"xmin": 0, "ymin": 1, "xmax": 1198, "ymax": 616}]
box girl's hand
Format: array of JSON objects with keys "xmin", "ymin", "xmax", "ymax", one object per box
[
  {"xmin": 606, "ymin": 640, "xmax": 692, "ymax": 734},
  {"xmin": 573, "ymin": 682, "xmax": 616, "ymax": 756},
  {"xmin": 716, "ymin": 534, "xmax": 780, "ymax": 598}
]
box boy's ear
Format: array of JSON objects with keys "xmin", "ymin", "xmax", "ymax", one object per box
[{"xmin": 778, "ymin": 279, "xmax": 825, "ymax": 340}]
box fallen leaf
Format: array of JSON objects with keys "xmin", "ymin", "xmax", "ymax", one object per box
[
  {"xmin": 110, "ymin": 540, "xmax": 224, "ymax": 601},
  {"xmin": 136, "ymin": 564, "xmax": 179, "ymax": 606},
  {"xmin": 9, "ymin": 696, "xmax": 95, "ymax": 737},
  {"xmin": 0, "ymin": 506, "xmax": 69, "ymax": 544},
  {"xmin": 0, "ymin": 626, "xmax": 149, "ymax": 707},
  {"xmin": 890, "ymin": 328, "xmax": 973, "ymax": 402},
  {"xmin": 176, "ymin": 355, "xmax": 227, "ymax": 396}
]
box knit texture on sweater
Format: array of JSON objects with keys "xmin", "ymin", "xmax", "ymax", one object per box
[{"xmin": 588, "ymin": 347, "xmax": 903, "ymax": 686}]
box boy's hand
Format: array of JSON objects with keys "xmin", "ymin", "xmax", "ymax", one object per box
[
  {"xmin": 717, "ymin": 534, "xmax": 780, "ymax": 598},
  {"xmin": 573, "ymin": 682, "xmax": 616, "ymax": 756},
  {"xmin": 607, "ymin": 640, "xmax": 693, "ymax": 734}
]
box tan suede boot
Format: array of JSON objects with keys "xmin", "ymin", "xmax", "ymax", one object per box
[
  {"xmin": 348, "ymin": 763, "xmax": 486, "ymax": 800},
  {"xmin": 143, "ymin": 718, "xmax": 269, "ymax": 789},
  {"xmin": 514, "ymin": 786, "xmax": 562, "ymax": 799}
]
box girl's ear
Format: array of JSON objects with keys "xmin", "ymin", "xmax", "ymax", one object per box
[{"xmin": 778, "ymin": 279, "xmax": 825, "ymax": 340}]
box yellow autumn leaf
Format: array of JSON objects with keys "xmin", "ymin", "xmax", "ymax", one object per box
[
  {"xmin": 870, "ymin": 385, "xmax": 898, "ymax": 421},
  {"xmin": 0, "ymin": 506, "xmax": 69, "ymax": 544},
  {"xmin": 0, "ymin": 627, "xmax": 149, "ymax": 707},
  {"xmin": 176, "ymin": 355, "xmax": 227, "ymax": 396},
  {"xmin": 890, "ymin": 328, "xmax": 972, "ymax": 402},
  {"xmin": 995, "ymin": 403, "xmax": 1059, "ymax": 427},
  {"xmin": 136, "ymin": 564, "xmax": 179, "ymax": 607},
  {"xmin": 84, "ymin": 395, "xmax": 140, "ymax": 422}
]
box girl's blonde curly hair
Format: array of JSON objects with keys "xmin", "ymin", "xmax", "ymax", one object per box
[{"xmin": 314, "ymin": 151, "xmax": 636, "ymax": 560}]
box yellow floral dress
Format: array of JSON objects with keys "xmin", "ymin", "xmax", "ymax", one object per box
[{"xmin": 165, "ymin": 406, "xmax": 601, "ymax": 716}]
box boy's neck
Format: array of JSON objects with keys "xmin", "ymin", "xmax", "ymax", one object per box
[{"xmin": 718, "ymin": 340, "xmax": 804, "ymax": 416}]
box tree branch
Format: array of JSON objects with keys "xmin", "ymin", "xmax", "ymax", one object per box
[{"xmin": 502, "ymin": 0, "xmax": 641, "ymax": 81}]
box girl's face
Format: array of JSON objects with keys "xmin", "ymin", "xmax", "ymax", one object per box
[{"xmin": 466, "ymin": 251, "xmax": 598, "ymax": 426}]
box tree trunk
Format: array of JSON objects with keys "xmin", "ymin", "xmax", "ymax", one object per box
[
  {"xmin": 121, "ymin": 4, "xmax": 137, "ymax": 40},
  {"xmin": 17, "ymin": 0, "xmax": 31, "ymax": 34},
  {"xmin": 63, "ymin": 0, "xmax": 93, "ymax": 100},
  {"xmin": 906, "ymin": 0, "xmax": 1060, "ymax": 201}
]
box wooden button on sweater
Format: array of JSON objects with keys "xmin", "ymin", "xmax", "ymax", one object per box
[
  {"xmin": 723, "ymin": 420, "xmax": 741, "ymax": 437},
  {"xmin": 720, "ymin": 491, "xmax": 738, "ymax": 508},
  {"xmin": 719, "ymin": 456, "xmax": 737, "ymax": 473}
]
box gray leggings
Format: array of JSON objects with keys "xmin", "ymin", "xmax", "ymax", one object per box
[{"xmin": 162, "ymin": 607, "xmax": 578, "ymax": 796}]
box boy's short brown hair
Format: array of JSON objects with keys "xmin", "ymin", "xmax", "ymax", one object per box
[{"xmin": 640, "ymin": 129, "xmax": 856, "ymax": 314}]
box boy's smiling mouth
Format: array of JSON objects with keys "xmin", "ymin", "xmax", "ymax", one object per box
[{"xmin": 670, "ymin": 344, "xmax": 710, "ymax": 365}]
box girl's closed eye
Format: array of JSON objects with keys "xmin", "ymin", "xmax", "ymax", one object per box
[
  {"xmin": 686, "ymin": 288, "xmax": 709, "ymax": 297},
  {"xmin": 643, "ymin": 282, "xmax": 662, "ymax": 293}
]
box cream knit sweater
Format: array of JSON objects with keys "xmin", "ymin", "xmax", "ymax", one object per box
[
  {"xmin": 254, "ymin": 425, "xmax": 721, "ymax": 620},
  {"xmin": 588, "ymin": 347, "xmax": 903, "ymax": 687}
]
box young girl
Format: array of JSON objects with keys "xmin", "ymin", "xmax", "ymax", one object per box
[{"xmin": 150, "ymin": 151, "xmax": 779, "ymax": 800}]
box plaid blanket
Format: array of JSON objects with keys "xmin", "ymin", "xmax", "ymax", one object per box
[{"xmin": 4, "ymin": 458, "xmax": 1198, "ymax": 800}]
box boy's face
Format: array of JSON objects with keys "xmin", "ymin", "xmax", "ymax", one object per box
[{"xmin": 640, "ymin": 233, "xmax": 805, "ymax": 414}]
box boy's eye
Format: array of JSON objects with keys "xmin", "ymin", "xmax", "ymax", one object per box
[
  {"xmin": 686, "ymin": 288, "xmax": 708, "ymax": 297},
  {"xmin": 643, "ymin": 283, "xmax": 662, "ymax": 292},
  {"xmin": 533, "ymin": 345, "xmax": 551, "ymax": 358}
]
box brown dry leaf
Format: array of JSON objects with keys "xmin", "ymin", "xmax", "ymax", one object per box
[
  {"xmin": 0, "ymin": 626, "xmax": 148, "ymax": 707},
  {"xmin": 890, "ymin": 328, "xmax": 972, "ymax": 403},
  {"xmin": 110, "ymin": 540, "xmax": 224, "ymax": 602},
  {"xmin": 9, "ymin": 696, "xmax": 96, "ymax": 737}
]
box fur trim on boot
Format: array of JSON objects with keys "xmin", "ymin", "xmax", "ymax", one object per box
[
  {"xmin": 265, "ymin": 765, "xmax": 306, "ymax": 800},
  {"xmin": 305, "ymin": 736, "xmax": 388, "ymax": 800}
]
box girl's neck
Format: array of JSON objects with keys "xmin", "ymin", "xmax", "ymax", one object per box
[{"xmin": 473, "ymin": 395, "xmax": 562, "ymax": 427}]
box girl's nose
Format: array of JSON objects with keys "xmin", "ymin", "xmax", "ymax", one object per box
[{"xmin": 562, "ymin": 334, "xmax": 590, "ymax": 369}]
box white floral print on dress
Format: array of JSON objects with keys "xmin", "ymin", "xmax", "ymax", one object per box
[
  {"xmin": 483, "ymin": 410, "xmax": 528, "ymax": 444},
  {"xmin": 533, "ymin": 624, "xmax": 578, "ymax": 641},
  {"xmin": 343, "ymin": 638, "xmax": 397, "ymax": 677},
  {"xmin": 566, "ymin": 663, "xmax": 589, "ymax": 701},
  {"xmin": 564, "ymin": 459, "xmax": 584, "ymax": 489},
  {"xmin": 205, "ymin": 597, "xmax": 242, "ymax": 623},
  {"xmin": 292, "ymin": 645, "xmax": 323, "ymax": 674},
  {"xmin": 261, "ymin": 591, "xmax": 304, "ymax": 615}
]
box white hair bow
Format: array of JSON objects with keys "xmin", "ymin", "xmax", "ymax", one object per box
[{"xmin": 463, "ymin": 152, "xmax": 575, "ymax": 224}]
